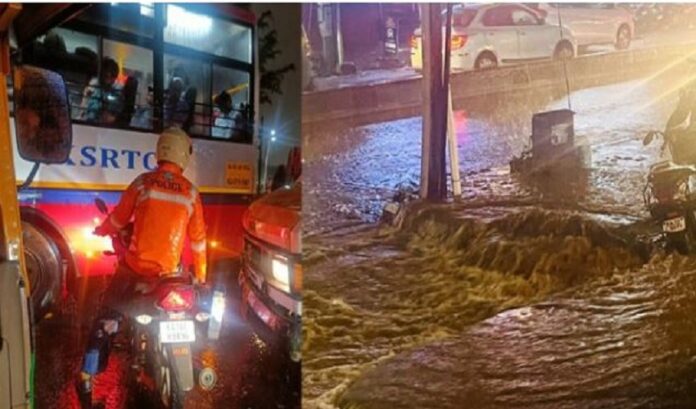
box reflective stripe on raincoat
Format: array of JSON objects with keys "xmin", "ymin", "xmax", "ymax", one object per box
[{"xmin": 100, "ymin": 162, "xmax": 207, "ymax": 282}]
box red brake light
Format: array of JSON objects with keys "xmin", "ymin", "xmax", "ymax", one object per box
[
  {"xmin": 451, "ymin": 35, "xmax": 467, "ymax": 50},
  {"xmin": 159, "ymin": 288, "xmax": 195, "ymax": 312}
]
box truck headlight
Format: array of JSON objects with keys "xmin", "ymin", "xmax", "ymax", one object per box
[{"xmin": 272, "ymin": 258, "xmax": 290, "ymax": 285}]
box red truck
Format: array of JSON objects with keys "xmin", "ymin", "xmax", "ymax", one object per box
[{"xmin": 239, "ymin": 178, "xmax": 302, "ymax": 361}]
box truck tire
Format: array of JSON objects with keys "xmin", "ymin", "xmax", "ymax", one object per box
[{"xmin": 22, "ymin": 222, "xmax": 63, "ymax": 322}]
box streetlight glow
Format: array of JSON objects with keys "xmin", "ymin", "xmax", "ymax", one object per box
[{"xmin": 263, "ymin": 129, "xmax": 278, "ymax": 192}]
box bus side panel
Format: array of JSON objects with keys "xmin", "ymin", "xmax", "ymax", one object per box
[
  {"xmin": 22, "ymin": 190, "xmax": 250, "ymax": 278},
  {"xmin": 12, "ymin": 123, "xmax": 259, "ymax": 278},
  {"xmin": 20, "ymin": 190, "xmax": 121, "ymax": 277},
  {"xmin": 12, "ymin": 124, "xmax": 258, "ymax": 195},
  {"xmin": 203, "ymin": 202, "xmax": 248, "ymax": 257}
]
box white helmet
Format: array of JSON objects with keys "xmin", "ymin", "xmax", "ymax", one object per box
[{"xmin": 157, "ymin": 127, "xmax": 192, "ymax": 170}]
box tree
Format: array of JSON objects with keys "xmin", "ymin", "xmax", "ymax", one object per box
[{"xmin": 258, "ymin": 10, "xmax": 296, "ymax": 106}]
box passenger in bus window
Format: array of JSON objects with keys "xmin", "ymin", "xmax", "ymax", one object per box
[
  {"xmin": 235, "ymin": 102, "xmax": 252, "ymax": 142},
  {"xmin": 131, "ymin": 86, "xmax": 154, "ymax": 129},
  {"xmin": 115, "ymin": 75, "xmax": 138, "ymax": 127},
  {"xmin": 164, "ymin": 76, "xmax": 189, "ymax": 129},
  {"xmin": 164, "ymin": 65, "xmax": 197, "ymax": 132},
  {"xmin": 212, "ymin": 90, "xmax": 238, "ymax": 139},
  {"xmin": 80, "ymin": 57, "xmax": 122, "ymax": 124}
]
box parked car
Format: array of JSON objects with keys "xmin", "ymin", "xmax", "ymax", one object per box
[
  {"xmin": 529, "ymin": 3, "xmax": 635, "ymax": 51},
  {"xmin": 410, "ymin": 3, "xmax": 577, "ymax": 72}
]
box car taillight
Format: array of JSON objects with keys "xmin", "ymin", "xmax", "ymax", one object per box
[
  {"xmin": 410, "ymin": 35, "xmax": 419, "ymax": 48},
  {"xmin": 159, "ymin": 288, "xmax": 195, "ymax": 312},
  {"xmin": 451, "ymin": 35, "xmax": 467, "ymax": 50}
]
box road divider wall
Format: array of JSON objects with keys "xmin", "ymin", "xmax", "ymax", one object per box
[{"xmin": 303, "ymin": 44, "xmax": 696, "ymax": 131}]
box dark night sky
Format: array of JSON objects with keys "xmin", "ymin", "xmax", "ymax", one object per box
[{"xmin": 251, "ymin": 3, "xmax": 301, "ymax": 168}]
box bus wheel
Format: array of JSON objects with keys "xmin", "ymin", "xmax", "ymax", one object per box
[{"xmin": 22, "ymin": 222, "xmax": 63, "ymax": 322}]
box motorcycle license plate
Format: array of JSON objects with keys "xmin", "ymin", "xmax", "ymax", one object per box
[
  {"xmin": 160, "ymin": 320, "xmax": 195, "ymax": 343},
  {"xmin": 663, "ymin": 216, "xmax": 686, "ymax": 233}
]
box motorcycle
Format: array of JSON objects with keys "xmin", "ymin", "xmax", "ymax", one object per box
[
  {"xmin": 643, "ymin": 130, "xmax": 696, "ymax": 254},
  {"xmin": 93, "ymin": 198, "xmax": 226, "ymax": 408}
]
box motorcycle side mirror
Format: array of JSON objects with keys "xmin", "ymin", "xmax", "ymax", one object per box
[
  {"xmin": 643, "ymin": 132, "xmax": 655, "ymax": 146},
  {"xmin": 95, "ymin": 198, "xmax": 109, "ymax": 215}
]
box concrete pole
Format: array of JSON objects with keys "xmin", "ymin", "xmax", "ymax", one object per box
[
  {"xmin": 420, "ymin": 4, "xmax": 448, "ymax": 201},
  {"xmin": 442, "ymin": 4, "xmax": 460, "ymax": 198},
  {"xmin": 335, "ymin": 4, "xmax": 344, "ymax": 70},
  {"xmin": 447, "ymin": 87, "xmax": 462, "ymax": 197}
]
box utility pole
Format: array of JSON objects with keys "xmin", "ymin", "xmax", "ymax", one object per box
[
  {"xmin": 335, "ymin": 3, "xmax": 344, "ymax": 71},
  {"xmin": 420, "ymin": 4, "xmax": 449, "ymax": 201},
  {"xmin": 444, "ymin": 4, "xmax": 461, "ymax": 198}
]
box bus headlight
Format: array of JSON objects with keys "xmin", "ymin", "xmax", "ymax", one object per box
[{"xmin": 272, "ymin": 258, "xmax": 290, "ymax": 285}]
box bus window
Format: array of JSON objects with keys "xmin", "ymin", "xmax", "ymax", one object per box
[
  {"xmin": 76, "ymin": 3, "xmax": 155, "ymax": 38},
  {"xmin": 23, "ymin": 28, "xmax": 99, "ymax": 120},
  {"xmin": 164, "ymin": 5, "xmax": 252, "ymax": 63},
  {"xmin": 103, "ymin": 39, "xmax": 154, "ymax": 130},
  {"xmin": 212, "ymin": 65, "xmax": 251, "ymax": 142},
  {"xmin": 163, "ymin": 54, "xmax": 211, "ymax": 136}
]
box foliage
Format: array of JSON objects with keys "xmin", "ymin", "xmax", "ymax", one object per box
[{"xmin": 258, "ymin": 10, "xmax": 296, "ymax": 106}]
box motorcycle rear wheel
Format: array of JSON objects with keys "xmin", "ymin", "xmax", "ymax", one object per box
[{"xmin": 157, "ymin": 354, "xmax": 186, "ymax": 409}]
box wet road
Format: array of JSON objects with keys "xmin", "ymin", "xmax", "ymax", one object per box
[
  {"xmin": 341, "ymin": 250, "xmax": 696, "ymax": 409},
  {"xmin": 35, "ymin": 273, "xmax": 300, "ymax": 409},
  {"xmin": 304, "ymin": 65, "xmax": 680, "ymax": 236},
  {"xmin": 303, "ymin": 50, "xmax": 695, "ymax": 408}
]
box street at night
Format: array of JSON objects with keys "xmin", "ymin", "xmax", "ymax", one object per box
[
  {"xmin": 0, "ymin": 3, "xmax": 301, "ymax": 409},
  {"xmin": 303, "ymin": 30, "xmax": 696, "ymax": 408}
]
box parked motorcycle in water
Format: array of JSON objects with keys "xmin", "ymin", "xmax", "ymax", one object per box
[
  {"xmin": 93, "ymin": 198, "xmax": 226, "ymax": 408},
  {"xmin": 643, "ymin": 130, "xmax": 696, "ymax": 254}
]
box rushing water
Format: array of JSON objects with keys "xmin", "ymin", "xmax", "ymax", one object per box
[
  {"xmin": 340, "ymin": 251, "xmax": 696, "ymax": 409},
  {"xmin": 303, "ymin": 58, "xmax": 694, "ymax": 408}
]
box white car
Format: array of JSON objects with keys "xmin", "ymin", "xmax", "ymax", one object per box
[
  {"xmin": 410, "ymin": 4, "xmax": 577, "ymax": 72},
  {"xmin": 530, "ymin": 3, "xmax": 635, "ymax": 50}
]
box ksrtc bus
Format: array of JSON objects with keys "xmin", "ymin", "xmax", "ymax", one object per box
[{"xmin": 10, "ymin": 3, "xmax": 261, "ymax": 319}]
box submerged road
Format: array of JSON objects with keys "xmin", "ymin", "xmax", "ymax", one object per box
[{"xmin": 304, "ymin": 51, "xmax": 693, "ymax": 408}]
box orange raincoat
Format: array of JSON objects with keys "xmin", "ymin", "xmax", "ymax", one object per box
[{"xmin": 99, "ymin": 162, "xmax": 207, "ymax": 282}]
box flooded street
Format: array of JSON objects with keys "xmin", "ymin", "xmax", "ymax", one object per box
[
  {"xmin": 303, "ymin": 60, "xmax": 693, "ymax": 408},
  {"xmin": 341, "ymin": 253, "xmax": 696, "ymax": 409},
  {"xmin": 35, "ymin": 274, "xmax": 300, "ymax": 409}
]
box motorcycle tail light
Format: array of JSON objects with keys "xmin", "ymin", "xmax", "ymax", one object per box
[
  {"xmin": 135, "ymin": 314, "xmax": 152, "ymax": 325},
  {"xmin": 158, "ymin": 287, "xmax": 195, "ymax": 312}
]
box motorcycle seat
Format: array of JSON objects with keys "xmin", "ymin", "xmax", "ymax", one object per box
[{"xmin": 133, "ymin": 274, "xmax": 192, "ymax": 295}]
